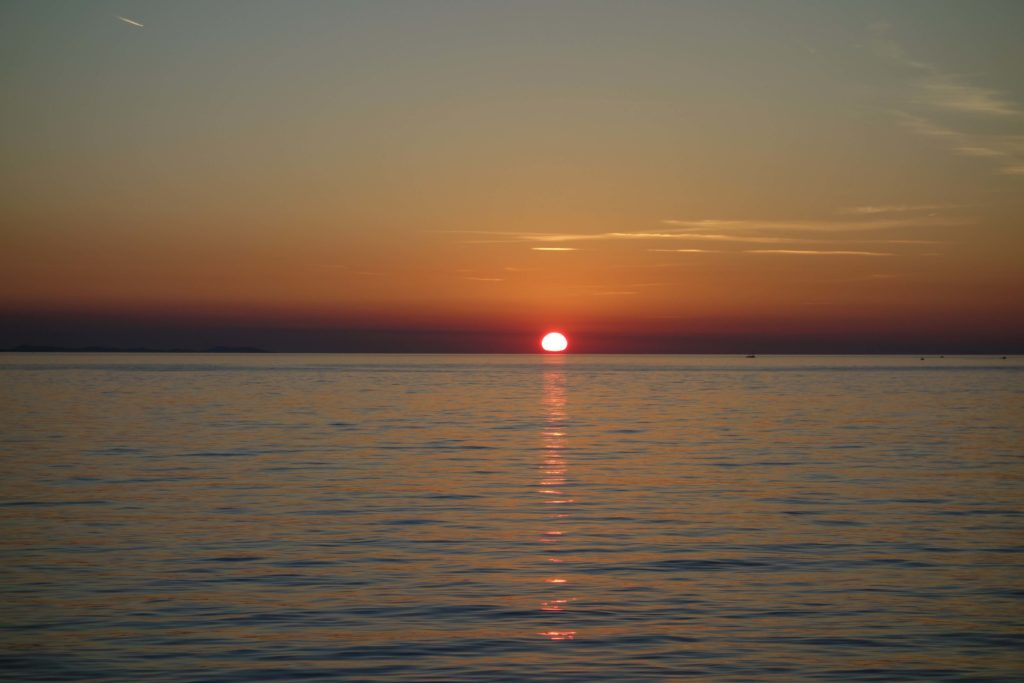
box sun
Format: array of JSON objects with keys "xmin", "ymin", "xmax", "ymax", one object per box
[{"xmin": 541, "ymin": 332, "xmax": 568, "ymax": 353}]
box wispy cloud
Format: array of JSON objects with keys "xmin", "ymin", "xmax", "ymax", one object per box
[
  {"xmin": 877, "ymin": 238, "xmax": 949, "ymax": 245},
  {"xmin": 872, "ymin": 23, "xmax": 1017, "ymax": 118},
  {"xmin": 447, "ymin": 212, "xmax": 958, "ymax": 246},
  {"xmin": 648, "ymin": 248, "xmax": 721, "ymax": 253},
  {"xmin": 896, "ymin": 112, "xmax": 1024, "ymax": 175},
  {"xmin": 116, "ymin": 15, "xmax": 144, "ymax": 28},
  {"xmin": 463, "ymin": 276, "xmax": 504, "ymax": 282},
  {"xmin": 653, "ymin": 232, "xmax": 809, "ymax": 243},
  {"xmin": 917, "ymin": 72, "xmax": 1018, "ymax": 117},
  {"xmin": 444, "ymin": 207, "xmax": 960, "ymax": 256},
  {"xmin": 872, "ymin": 24, "xmax": 1024, "ymax": 176},
  {"xmin": 660, "ymin": 215, "xmax": 962, "ymax": 233},
  {"xmin": 840, "ymin": 204, "xmax": 959, "ymax": 215},
  {"xmin": 745, "ymin": 250, "xmax": 893, "ymax": 256}
]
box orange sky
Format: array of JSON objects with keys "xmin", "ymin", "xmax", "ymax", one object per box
[{"xmin": 1, "ymin": 1, "xmax": 1022, "ymax": 351}]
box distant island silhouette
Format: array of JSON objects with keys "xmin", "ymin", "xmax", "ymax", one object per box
[{"xmin": 4, "ymin": 345, "xmax": 272, "ymax": 353}]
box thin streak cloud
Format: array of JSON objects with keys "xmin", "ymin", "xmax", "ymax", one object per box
[
  {"xmin": 917, "ymin": 73, "xmax": 1018, "ymax": 117},
  {"xmin": 872, "ymin": 24, "xmax": 1018, "ymax": 117},
  {"xmin": 660, "ymin": 215, "xmax": 962, "ymax": 233},
  {"xmin": 841, "ymin": 204, "xmax": 959, "ymax": 215},
  {"xmin": 872, "ymin": 26, "xmax": 1024, "ymax": 176},
  {"xmin": 646, "ymin": 232, "xmax": 809, "ymax": 243},
  {"xmin": 648, "ymin": 248, "xmax": 721, "ymax": 253},
  {"xmin": 116, "ymin": 16, "xmax": 144, "ymax": 28},
  {"xmin": 444, "ymin": 211, "xmax": 960, "ymax": 248},
  {"xmin": 745, "ymin": 250, "xmax": 894, "ymax": 256},
  {"xmin": 897, "ymin": 112, "xmax": 1024, "ymax": 176}
]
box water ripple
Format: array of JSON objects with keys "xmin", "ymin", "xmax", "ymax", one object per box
[{"xmin": 1, "ymin": 354, "xmax": 1022, "ymax": 681}]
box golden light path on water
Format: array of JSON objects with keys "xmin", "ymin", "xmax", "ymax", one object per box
[{"xmin": 538, "ymin": 356, "xmax": 577, "ymax": 641}]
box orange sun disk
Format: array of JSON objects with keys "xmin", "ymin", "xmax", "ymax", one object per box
[{"xmin": 541, "ymin": 332, "xmax": 568, "ymax": 352}]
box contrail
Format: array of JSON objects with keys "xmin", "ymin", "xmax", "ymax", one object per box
[{"xmin": 116, "ymin": 15, "xmax": 144, "ymax": 28}]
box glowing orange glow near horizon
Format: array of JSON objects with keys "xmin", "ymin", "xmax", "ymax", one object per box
[
  {"xmin": 541, "ymin": 332, "xmax": 569, "ymax": 353},
  {"xmin": 1, "ymin": 3, "xmax": 1022, "ymax": 354}
]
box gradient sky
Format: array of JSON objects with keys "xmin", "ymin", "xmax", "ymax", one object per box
[{"xmin": 2, "ymin": 0, "xmax": 1022, "ymax": 352}]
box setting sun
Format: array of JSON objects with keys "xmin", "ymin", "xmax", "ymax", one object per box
[{"xmin": 541, "ymin": 332, "xmax": 568, "ymax": 353}]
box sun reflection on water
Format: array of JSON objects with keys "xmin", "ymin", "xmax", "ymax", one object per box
[{"xmin": 538, "ymin": 357, "xmax": 578, "ymax": 641}]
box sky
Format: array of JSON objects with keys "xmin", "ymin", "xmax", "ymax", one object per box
[{"xmin": 2, "ymin": 0, "xmax": 1022, "ymax": 352}]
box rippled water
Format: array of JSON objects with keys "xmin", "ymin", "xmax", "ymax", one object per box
[{"xmin": 1, "ymin": 354, "xmax": 1022, "ymax": 681}]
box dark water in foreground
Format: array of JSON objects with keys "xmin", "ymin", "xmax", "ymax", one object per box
[{"xmin": 1, "ymin": 354, "xmax": 1022, "ymax": 681}]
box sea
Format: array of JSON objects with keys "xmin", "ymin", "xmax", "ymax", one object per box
[{"xmin": 1, "ymin": 353, "xmax": 1022, "ymax": 681}]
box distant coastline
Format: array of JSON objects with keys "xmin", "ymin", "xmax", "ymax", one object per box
[{"xmin": 2, "ymin": 344, "xmax": 272, "ymax": 354}]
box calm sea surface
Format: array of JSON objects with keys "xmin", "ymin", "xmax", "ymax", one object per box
[{"xmin": 1, "ymin": 354, "xmax": 1022, "ymax": 681}]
